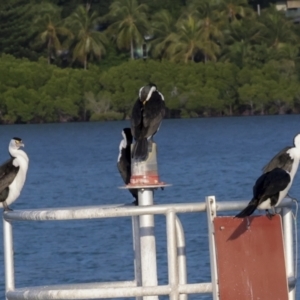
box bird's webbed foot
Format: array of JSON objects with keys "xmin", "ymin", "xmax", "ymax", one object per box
[
  {"xmin": 3, "ymin": 202, "xmax": 13, "ymax": 212},
  {"xmin": 266, "ymin": 209, "xmax": 275, "ymax": 220}
]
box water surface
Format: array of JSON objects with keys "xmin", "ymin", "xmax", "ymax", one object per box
[{"xmin": 0, "ymin": 115, "xmax": 299, "ymax": 299}]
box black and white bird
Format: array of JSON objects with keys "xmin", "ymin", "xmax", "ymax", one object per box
[
  {"xmin": 131, "ymin": 83, "xmax": 165, "ymax": 161},
  {"xmin": 235, "ymin": 133, "xmax": 300, "ymax": 218},
  {"xmin": 0, "ymin": 137, "xmax": 29, "ymax": 211},
  {"xmin": 117, "ymin": 128, "xmax": 138, "ymax": 205}
]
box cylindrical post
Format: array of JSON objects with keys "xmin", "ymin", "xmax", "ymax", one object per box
[
  {"xmin": 282, "ymin": 207, "xmax": 296, "ymax": 300},
  {"xmin": 167, "ymin": 211, "xmax": 179, "ymax": 300},
  {"xmin": 175, "ymin": 216, "xmax": 187, "ymax": 300},
  {"xmin": 132, "ymin": 216, "xmax": 143, "ymax": 300},
  {"xmin": 3, "ymin": 218, "xmax": 15, "ymax": 299},
  {"xmin": 138, "ymin": 189, "xmax": 158, "ymax": 300}
]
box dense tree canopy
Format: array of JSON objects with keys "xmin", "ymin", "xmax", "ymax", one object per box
[{"xmin": 1, "ymin": 0, "xmax": 300, "ymax": 123}]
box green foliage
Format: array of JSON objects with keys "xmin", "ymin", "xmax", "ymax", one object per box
[
  {"xmin": 66, "ymin": 5, "xmax": 108, "ymax": 69},
  {"xmin": 104, "ymin": 0, "xmax": 150, "ymax": 59},
  {"xmin": 3, "ymin": 0, "xmax": 300, "ymax": 126}
]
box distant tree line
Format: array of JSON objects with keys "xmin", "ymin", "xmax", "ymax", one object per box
[
  {"xmin": 1, "ymin": 0, "xmax": 300, "ymax": 123},
  {"xmin": 0, "ymin": 54, "xmax": 299, "ymax": 124}
]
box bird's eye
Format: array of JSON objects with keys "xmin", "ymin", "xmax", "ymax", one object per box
[{"xmin": 15, "ymin": 140, "xmax": 19, "ymax": 144}]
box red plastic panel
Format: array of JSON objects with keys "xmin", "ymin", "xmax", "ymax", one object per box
[{"xmin": 213, "ymin": 215, "xmax": 288, "ymax": 300}]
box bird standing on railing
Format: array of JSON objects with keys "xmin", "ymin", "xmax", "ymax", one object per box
[
  {"xmin": 235, "ymin": 133, "xmax": 300, "ymax": 218},
  {"xmin": 131, "ymin": 83, "xmax": 165, "ymax": 161},
  {"xmin": 0, "ymin": 137, "xmax": 29, "ymax": 211},
  {"xmin": 117, "ymin": 128, "xmax": 138, "ymax": 205}
]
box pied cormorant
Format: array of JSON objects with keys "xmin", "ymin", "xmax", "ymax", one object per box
[
  {"xmin": 236, "ymin": 133, "xmax": 300, "ymax": 218},
  {"xmin": 0, "ymin": 137, "xmax": 29, "ymax": 211},
  {"xmin": 131, "ymin": 83, "xmax": 165, "ymax": 161},
  {"xmin": 117, "ymin": 128, "xmax": 138, "ymax": 205}
]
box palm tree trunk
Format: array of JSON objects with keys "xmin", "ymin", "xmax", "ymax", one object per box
[
  {"xmin": 84, "ymin": 55, "xmax": 87, "ymax": 70},
  {"xmin": 47, "ymin": 39, "xmax": 52, "ymax": 65},
  {"xmin": 130, "ymin": 39, "xmax": 134, "ymax": 60}
]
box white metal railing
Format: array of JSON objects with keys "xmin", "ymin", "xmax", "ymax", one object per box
[{"xmin": 2, "ymin": 195, "xmax": 297, "ymax": 300}]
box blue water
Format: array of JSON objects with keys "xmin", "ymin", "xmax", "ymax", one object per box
[{"xmin": 0, "ymin": 115, "xmax": 299, "ymax": 299}]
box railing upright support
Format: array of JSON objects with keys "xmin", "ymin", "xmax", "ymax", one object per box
[
  {"xmin": 282, "ymin": 207, "xmax": 296, "ymax": 300},
  {"xmin": 175, "ymin": 216, "xmax": 187, "ymax": 300},
  {"xmin": 138, "ymin": 189, "xmax": 158, "ymax": 300},
  {"xmin": 3, "ymin": 217, "xmax": 15, "ymax": 300},
  {"xmin": 132, "ymin": 216, "xmax": 142, "ymax": 300},
  {"xmin": 167, "ymin": 211, "xmax": 179, "ymax": 300},
  {"xmin": 206, "ymin": 196, "xmax": 219, "ymax": 300}
]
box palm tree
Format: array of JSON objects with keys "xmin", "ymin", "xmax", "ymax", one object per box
[
  {"xmin": 33, "ymin": 3, "xmax": 73, "ymax": 64},
  {"xmin": 189, "ymin": 0, "xmax": 224, "ymax": 62},
  {"xmin": 166, "ymin": 13, "xmax": 203, "ymax": 62},
  {"xmin": 221, "ymin": 19, "xmax": 264, "ymax": 66},
  {"xmin": 150, "ymin": 10, "xmax": 176, "ymax": 59},
  {"xmin": 104, "ymin": 0, "xmax": 150, "ymax": 59},
  {"xmin": 67, "ymin": 5, "xmax": 108, "ymax": 69},
  {"xmin": 260, "ymin": 5, "xmax": 298, "ymax": 50},
  {"xmin": 219, "ymin": 0, "xmax": 253, "ymax": 23}
]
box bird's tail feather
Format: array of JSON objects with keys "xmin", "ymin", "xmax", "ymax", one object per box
[
  {"xmin": 235, "ymin": 200, "xmax": 257, "ymax": 218},
  {"xmin": 132, "ymin": 138, "xmax": 148, "ymax": 161}
]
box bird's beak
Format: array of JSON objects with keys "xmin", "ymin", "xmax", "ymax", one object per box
[{"xmin": 20, "ymin": 142, "xmax": 25, "ymax": 148}]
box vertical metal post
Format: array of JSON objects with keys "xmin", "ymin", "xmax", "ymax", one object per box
[
  {"xmin": 3, "ymin": 217, "xmax": 15, "ymax": 300},
  {"xmin": 167, "ymin": 211, "xmax": 179, "ymax": 300},
  {"xmin": 132, "ymin": 216, "xmax": 142, "ymax": 300},
  {"xmin": 138, "ymin": 189, "xmax": 158, "ymax": 300},
  {"xmin": 282, "ymin": 207, "xmax": 296, "ymax": 300},
  {"xmin": 175, "ymin": 216, "xmax": 187, "ymax": 300},
  {"xmin": 206, "ymin": 196, "xmax": 219, "ymax": 300}
]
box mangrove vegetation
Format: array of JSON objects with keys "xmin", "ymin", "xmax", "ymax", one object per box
[{"xmin": 1, "ymin": 0, "xmax": 300, "ymax": 123}]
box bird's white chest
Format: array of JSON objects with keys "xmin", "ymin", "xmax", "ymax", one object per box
[{"xmin": 7, "ymin": 156, "xmax": 29, "ymax": 205}]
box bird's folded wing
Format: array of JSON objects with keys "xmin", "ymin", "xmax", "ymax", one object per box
[
  {"xmin": 143, "ymin": 96, "xmax": 165, "ymax": 134},
  {"xmin": 255, "ymin": 168, "xmax": 290, "ymax": 197},
  {"xmin": 117, "ymin": 161, "xmax": 131, "ymax": 185},
  {"xmin": 262, "ymin": 146, "xmax": 292, "ymax": 173},
  {"xmin": 0, "ymin": 159, "xmax": 19, "ymax": 192}
]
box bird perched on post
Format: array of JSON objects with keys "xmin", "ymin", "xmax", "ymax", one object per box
[
  {"xmin": 131, "ymin": 83, "xmax": 165, "ymax": 161},
  {"xmin": 117, "ymin": 128, "xmax": 138, "ymax": 205},
  {"xmin": 0, "ymin": 137, "xmax": 29, "ymax": 211},
  {"xmin": 235, "ymin": 133, "xmax": 300, "ymax": 218}
]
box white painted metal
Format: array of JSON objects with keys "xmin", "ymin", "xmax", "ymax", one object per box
[
  {"xmin": 3, "ymin": 198, "xmax": 294, "ymax": 222},
  {"xmin": 166, "ymin": 211, "xmax": 179, "ymax": 300},
  {"xmin": 3, "ymin": 219, "xmax": 15, "ymax": 300},
  {"xmin": 132, "ymin": 216, "xmax": 142, "ymax": 300},
  {"xmin": 206, "ymin": 196, "xmax": 219, "ymax": 300},
  {"xmin": 7, "ymin": 283, "xmax": 213, "ymax": 300},
  {"xmin": 138, "ymin": 189, "xmax": 158, "ymax": 300},
  {"xmin": 175, "ymin": 216, "xmax": 187, "ymax": 300},
  {"xmin": 2, "ymin": 196, "xmax": 296, "ymax": 300},
  {"xmin": 282, "ymin": 207, "xmax": 296, "ymax": 300}
]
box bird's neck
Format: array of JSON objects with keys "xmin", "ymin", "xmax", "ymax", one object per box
[
  {"xmin": 288, "ymin": 147, "xmax": 300, "ymax": 179},
  {"xmin": 9, "ymin": 149, "xmax": 29, "ymax": 163}
]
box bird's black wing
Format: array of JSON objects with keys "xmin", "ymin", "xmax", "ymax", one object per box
[
  {"xmin": 0, "ymin": 158, "xmax": 19, "ymax": 192},
  {"xmin": 117, "ymin": 151, "xmax": 131, "ymax": 184},
  {"xmin": 131, "ymin": 99, "xmax": 143, "ymax": 139},
  {"xmin": 143, "ymin": 91, "xmax": 165, "ymax": 137},
  {"xmin": 254, "ymin": 168, "xmax": 290, "ymax": 202},
  {"xmin": 262, "ymin": 146, "xmax": 293, "ymax": 173}
]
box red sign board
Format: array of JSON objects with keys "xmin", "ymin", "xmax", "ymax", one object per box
[{"xmin": 214, "ymin": 215, "xmax": 289, "ymax": 300}]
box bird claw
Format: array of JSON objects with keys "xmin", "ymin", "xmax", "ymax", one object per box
[{"xmin": 266, "ymin": 210, "xmax": 275, "ymax": 220}]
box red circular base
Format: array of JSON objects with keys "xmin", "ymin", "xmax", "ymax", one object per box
[{"xmin": 130, "ymin": 174, "xmax": 160, "ymax": 185}]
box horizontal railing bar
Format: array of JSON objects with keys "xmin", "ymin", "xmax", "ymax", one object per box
[
  {"xmin": 7, "ymin": 283, "xmax": 212, "ymax": 299},
  {"xmin": 3, "ymin": 203, "xmax": 207, "ymax": 221},
  {"xmin": 4, "ymin": 198, "xmax": 294, "ymax": 222}
]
